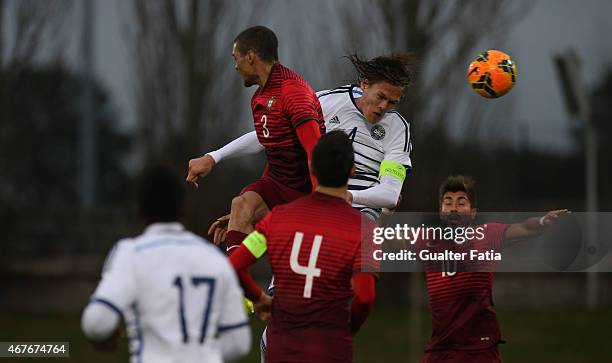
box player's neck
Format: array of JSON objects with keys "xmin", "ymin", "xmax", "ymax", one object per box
[
  {"xmin": 315, "ymin": 185, "xmax": 348, "ymax": 200},
  {"xmin": 256, "ymin": 61, "xmax": 276, "ymax": 88}
]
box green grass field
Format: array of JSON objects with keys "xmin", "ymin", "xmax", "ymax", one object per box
[{"xmin": 1, "ymin": 307, "xmax": 610, "ymax": 362}]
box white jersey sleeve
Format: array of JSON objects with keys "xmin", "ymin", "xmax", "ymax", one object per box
[
  {"xmin": 82, "ymin": 239, "xmax": 137, "ymax": 341},
  {"xmin": 350, "ymin": 111, "xmax": 411, "ymax": 211},
  {"xmin": 350, "ymin": 174, "xmax": 403, "ymax": 209},
  {"xmin": 81, "ymin": 301, "xmax": 122, "ymax": 340},
  {"xmin": 207, "ymin": 131, "xmax": 263, "ymax": 164},
  {"xmin": 91, "ymin": 239, "xmax": 138, "ymax": 312}
]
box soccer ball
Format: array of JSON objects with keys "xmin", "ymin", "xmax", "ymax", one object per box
[{"xmin": 468, "ymin": 50, "xmax": 517, "ymax": 98}]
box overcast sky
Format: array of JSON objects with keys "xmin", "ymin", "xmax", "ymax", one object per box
[
  {"xmin": 508, "ymin": 0, "xmax": 612, "ymax": 152},
  {"xmin": 77, "ymin": 0, "xmax": 612, "ymax": 153}
]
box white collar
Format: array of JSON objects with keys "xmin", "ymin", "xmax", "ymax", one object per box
[{"xmin": 144, "ymin": 222, "xmax": 185, "ymax": 235}]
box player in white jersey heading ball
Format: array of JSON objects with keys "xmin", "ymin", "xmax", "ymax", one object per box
[
  {"xmin": 81, "ymin": 165, "xmax": 251, "ymax": 363},
  {"xmin": 206, "ymin": 52, "xmax": 416, "ymax": 243},
  {"xmin": 317, "ymin": 52, "xmax": 415, "ymax": 220}
]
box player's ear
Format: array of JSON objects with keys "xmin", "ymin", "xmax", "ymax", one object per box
[
  {"xmin": 360, "ymin": 79, "xmax": 369, "ymax": 90},
  {"xmin": 246, "ymin": 50, "xmax": 255, "ymax": 64},
  {"xmin": 350, "ymin": 163, "xmax": 356, "ymax": 178}
]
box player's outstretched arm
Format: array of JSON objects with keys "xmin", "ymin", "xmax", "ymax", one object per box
[
  {"xmin": 229, "ymin": 231, "xmax": 267, "ymax": 301},
  {"xmin": 349, "ymin": 272, "xmax": 376, "ymax": 335},
  {"xmin": 504, "ymin": 209, "xmax": 570, "ymax": 242},
  {"xmin": 230, "ymin": 245, "xmax": 272, "ymax": 320},
  {"xmin": 186, "ymin": 131, "xmax": 262, "ymax": 187}
]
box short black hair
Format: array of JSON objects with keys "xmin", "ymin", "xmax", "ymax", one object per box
[
  {"xmin": 439, "ymin": 175, "xmax": 477, "ymax": 208},
  {"xmin": 348, "ymin": 52, "xmax": 417, "ymax": 88},
  {"xmin": 311, "ymin": 131, "xmax": 354, "ymax": 187},
  {"xmin": 137, "ymin": 165, "xmax": 185, "ymax": 224},
  {"xmin": 234, "ymin": 26, "xmax": 278, "ymax": 63}
]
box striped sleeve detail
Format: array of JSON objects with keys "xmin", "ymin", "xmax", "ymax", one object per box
[
  {"xmin": 352, "ymin": 174, "xmax": 380, "ymax": 183},
  {"xmin": 348, "ymin": 184, "xmax": 371, "ymax": 191},
  {"xmin": 359, "ymin": 207, "xmax": 381, "ymax": 220},
  {"xmin": 317, "ymin": 85, "xmax": 352, "ymax": 98},
  {"xmin": 293, "ymin": 117, "xmax": 320, "ymax": 129},
  {"xmin": 282, "ymin": 80, "xmax": 321, "ymax": 128},
  {"xmin": 389, "ymin": 111, "xmax": 411, "ymax": 152},
  {"xmin": 91, "ymin": 297, "xmax": 124, "ymax": 319}
]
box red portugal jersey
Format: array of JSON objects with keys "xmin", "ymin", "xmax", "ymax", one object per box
[
  {"xmin": 251, "ymin": 63, "xmax": 325, "ymax": 193},
  {"xmin": 254, "ymin": 192, "xmax": 377, "ymax": 362},
  {"xmin": 423, "ymin": 223, "xmax": 508, "ymax": 351}
]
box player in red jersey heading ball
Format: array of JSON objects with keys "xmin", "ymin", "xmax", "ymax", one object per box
[
  {"xmin": 186, "ymin": 26, "xmax": 325, "ymax": 252},
  {"xmin": 230, "ymin": 131, "xmax": 378, "ymax": 363}
]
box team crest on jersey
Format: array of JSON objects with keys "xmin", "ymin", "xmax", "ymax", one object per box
[
  {"xmin": 370, "ymin": 124, "xmax": 386, "ymax": 140},
  {"xmin": 267, "ymin": 96, "xmax": 276, "ymax": 111}
]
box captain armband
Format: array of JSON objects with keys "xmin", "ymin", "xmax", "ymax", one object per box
[
  {"xmin": 378, "ymin": 160, "xmax": 407, "ymax": 182},
  {"xmin": 243, "ymin": 231, "xmax": 268, "ymax": 258}
]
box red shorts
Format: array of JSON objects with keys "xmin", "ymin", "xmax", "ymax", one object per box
[
  {"xmin": 265, "ymin": 323, "xmax": 352, "ymax": 363},
  {"xmin": 422, "ymin": 346, "xmax": 501, "ymax": 363},
  {"xmin": 241, "ymin": 175, "xmax": 308, "ymax": 210}
]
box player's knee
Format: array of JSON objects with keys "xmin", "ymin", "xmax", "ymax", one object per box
[
  {"xmin": 231, "ymin": 195, "xmax": 246, "ymax": 211},
  {"xmin": 231, "ymin": 195, "xmax": 254, "ymax": 218}
]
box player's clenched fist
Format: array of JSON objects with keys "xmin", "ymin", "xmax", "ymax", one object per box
[{"xmin": 186, "ymin": 154, "xmax": 216, "ymax": 188}]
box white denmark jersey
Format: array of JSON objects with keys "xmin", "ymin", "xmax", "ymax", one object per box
[
  {"xmin": 317, "ymin": 85, "xmax": 413, "ymax": 218},
  {"xmin": 91, "ymin": 223, "xmax": 248, "ymax": 363}
]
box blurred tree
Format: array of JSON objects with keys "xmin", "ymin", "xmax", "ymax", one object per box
[
  {"xmin": 126, "ymin": 0, "xmax": 270, "ymax": 235},
  {"xmin": 129, "ymin": 0, "xmax": 263, "ymax": 167},
  {"xmin": 0, "ymin": 0, "xmax": 130, "ymax": 210},
  {"xmin": 0, "ymin": 1, "xmax": 135, "ymax": 258},
  {"xmin": 0, "ymin": 0, "xmax": 72, "ymax": 67},
  {"xmin": 0, "ymin": 65, "xmax": 131, "ymax": 209}
]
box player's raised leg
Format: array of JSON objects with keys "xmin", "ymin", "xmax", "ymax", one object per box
[
  {"xmin": 224, "ymin": 191, "xmax": 270, "ymax": 253},
  {"xmin": 229, "ymin": 191, "xmax": 270, "ymax": 233}
]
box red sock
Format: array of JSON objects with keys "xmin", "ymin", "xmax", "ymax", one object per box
[{"xmin": 226, "ymin": 230, "xmax": 247, "ymax": 255}]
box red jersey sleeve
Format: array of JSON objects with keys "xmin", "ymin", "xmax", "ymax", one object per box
[
  {"xmin": 255, "ymin": 209, "xmax": 273, "ymax": 236},
  {"xmin": 484, "ymin": 223, "xmax": 509, "ymax": 250},
  {"xmin": 282, "ymin": 79, "xmax": 321, "ymax": 128}
]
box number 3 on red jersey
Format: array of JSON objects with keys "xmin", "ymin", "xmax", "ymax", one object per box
[
  {"xmin": 290, "ymin": 232, "xmax": 322, "ymax": 298},
  {"xmin": 260, "ymin": 114, "xmax": 270, "ymax": 138}
]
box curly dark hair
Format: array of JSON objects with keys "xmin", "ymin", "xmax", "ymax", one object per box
[
  {"xmin": 439, "ymin": 175, "xmax": 477, "ymax": 208},
  {"xmin": 348, "ymin": 52, "xmax": 417, "ymax": 88}
]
